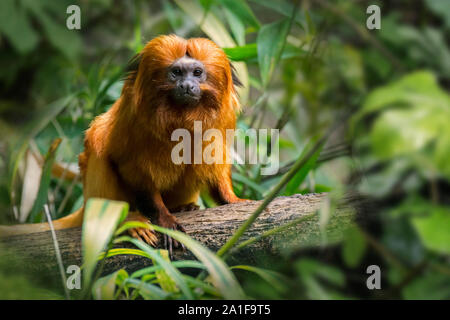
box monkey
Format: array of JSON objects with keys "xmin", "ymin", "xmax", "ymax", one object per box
[{"xmin": 0, "ymin": 35, "xmax": 246, "ymax": 254}]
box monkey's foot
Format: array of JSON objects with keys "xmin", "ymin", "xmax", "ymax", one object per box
[
  {"xmin": 125, "ymin": 211, "xmax": 158, "ymax": 246},
  {"xmin": 157, "ymin": 212, "xmax": 186, "ymax": 258},
  {"xmin": 170, "ymin": 202, "xmax": 200, "ymax": 213},
  {"xmin": 226, "ymin": 197, "xmax": 251, "ymax": 204}
]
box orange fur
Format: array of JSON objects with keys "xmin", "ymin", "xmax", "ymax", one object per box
[{"xmin": 0, "ymin": 35, "xmax": 243, "ymax": 243}]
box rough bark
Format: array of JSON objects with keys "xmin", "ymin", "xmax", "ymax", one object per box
[{"xmin": 0, "ymin": 193, "xmax": 337, "ymax": 279}]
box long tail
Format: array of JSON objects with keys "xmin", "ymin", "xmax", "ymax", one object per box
[{"xmin": 0, "ymin": 207, "xmax": 84, "ymax": 238}]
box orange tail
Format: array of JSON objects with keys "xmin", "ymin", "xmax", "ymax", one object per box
[{"xmin": 0, "ymin": 207, "xmax": 84, "ymax": 238}]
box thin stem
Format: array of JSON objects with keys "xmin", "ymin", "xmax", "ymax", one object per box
[{"xmin": 44, "ymin": 204, "xmax": 70, "ymax": 300}]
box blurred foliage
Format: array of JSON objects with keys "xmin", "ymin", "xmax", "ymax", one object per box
[{"xmin": 0, "ymin": 0, "xmax": 449, "ymax": 300}]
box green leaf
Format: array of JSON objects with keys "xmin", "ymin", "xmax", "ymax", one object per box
[
  {"xmin": 411, "ymin": 204, "xmax": 450, "ymax": 254},
  {"xmin": 355, "ymin": 71, "xmax": 449, "ymax": 124},
  {"xmin": 219, "ymin": 0, "xmax": 260, "ymax": 30},
  {"xmin": 257, "ymin": 19, "xmax": 291, "ymax": 87},
  {"xmin": 231, "ymin": 265, "xmax": 287, "ymax": 293},
  {"xmin": 224, "ymin": 43, "xmax": 305, "ymax": 62},
  {"xmin": 92, "ymin": 269, "xmax": 129, "ymax": 300},
  {"xmin": 124, "ymin": 278, "xmax": 170, "ymax": 300},
  {"xmin": 150, "ymin": 225, "xmax": 245, "ymax": 299},
  {"xmin": 370, "ymin": 108, "xmax": 437, "ymax": 159},
  {"xmin": 224, "ymin": 43, "xmax": 257, "ymax": 61},
  {"xmin": 152, "ymin": 250, "xmax": 179, "ymax": 294},
  {"xmin": 162, "ymin": 0, "xmax": 182, "ymax": 31},
  {"xmin": 403, "ymin": 273, "xmax": 450, "ymax": 300},
  {"xmin": 131, "ymin": 260, "xmax": 206, "ymax": 279},
  {"xmin": 82, "ymin": 199, "xmax": 129, "ymax": 289},
  {"xmin": 285, "ymin": 141, "xmax": 322, "ymax": 195},
  {"xmin": 232, "ymin": 172, "xmax": 265, "ymax": 196},
  {"xmin": 199, "ymin": 0, "xmax": 214, "ymax": 12},
  {"xmin": 296, "ymin": 258, "xmax": 345, "ymax": 287},
  {"xmin": 22, "ymin": 0, "xmax": 81, "ymax": 60},
  {"xmin": 434, "ymin": 133, "xmax": 450, "ymax": 179},
  {"xmin": 114, "ymin": 221, "xmax": 152, "ymax": 237},
  {"xmin": 341, "ymin": 226, "xmax": 367, "ymax": 268},
  {"xmin": 182, "ymin": 275, "xmax": 221, "ymax": 297},
  {"xmin": 0, "ymin": 0, "xmax": 39, "ymax": 54},
  {"xmin": 223, "ymin": 8, "xmax": 246, "ymax": 46},
  {"xmin": 249, "ymin": 0, "xmax": 303, "ymax": 27},
  {"xmin": 28, "ymin": 138, "xmax": 62, "ymax": 222},
  {"xmin": 354, "ymin": 71, "xmax": 450, "ymax": 179},
  {"xmin": 295, "ymin": 258, "xmax": 346, "ymax": 299},
  {"xmin": 98, "ymin": 248, "xmax": 152, "ymax": 260},
  {"xmin": 392, "ymin": 196, "xmax": 450, "ymax": 254},
  {"xmin": 119, "ymin": 237, "xmax": 194, "ymax": 299},
  {"xmin": 425, "ymin": 0, "xmax": 450, "ymax": 30}
]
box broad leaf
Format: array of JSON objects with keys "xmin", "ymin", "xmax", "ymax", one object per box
[{"xmin": 82, "ymin": 199, "xmax": 129, "ymax": 289}]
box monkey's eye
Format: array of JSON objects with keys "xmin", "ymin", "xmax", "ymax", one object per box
[
  {"xmin": 172, "ymin": 68, "xmax": 182, "ymax": 76},
  {"xmin": 193, "ymin": 68, "xmax": 203, "ymax": 77}
]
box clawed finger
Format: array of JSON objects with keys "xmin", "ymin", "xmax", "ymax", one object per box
[
  {"xmin": 139, "ymin": 229, "xmax": 157, "ymax": 246},
  {"xmin": 130, "ymin": 227, "xmax": 158, "ymax": 246}
]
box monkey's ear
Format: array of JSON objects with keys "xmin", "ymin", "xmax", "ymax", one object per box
[
  {"xmin": 230, "ymin": 61, "xmax": 242, "ymax": 88},
  {"xmin": 124, "ymin": 53, "xmax": 142, "ymax": 83}
]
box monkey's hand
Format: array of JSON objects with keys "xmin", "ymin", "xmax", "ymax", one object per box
[
  {"xmin": 125, "ymin": 211, "xmax": 158, "ymax": 246},
  {"xmin": 156, "ymin": 211, "xmax": 186, "ymax": 258}
]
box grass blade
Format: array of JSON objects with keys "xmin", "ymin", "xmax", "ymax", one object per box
[
  {"xmin": 119, "ymin": 236, "xmax": 195, "ymax": 299},
  {"xmin": 29, "ymin": 138, "xmax": 62, "ymax": 222},
  {"xmin": 150, "ymin": 225, "xmax": 245, "ymax": 299}
]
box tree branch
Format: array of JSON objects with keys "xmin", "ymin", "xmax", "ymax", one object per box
[{"xmin": 0, "ymin": 193, "xmax": 327, "ymax": 277}]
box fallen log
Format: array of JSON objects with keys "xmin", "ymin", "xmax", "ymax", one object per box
[{"xmin": 0, "ymin": 193, "xmax": 347, "ymax": 280}]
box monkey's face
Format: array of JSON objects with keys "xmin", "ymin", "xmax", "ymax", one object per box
[
  {"xmin": 167, "ymin": 56, "xmax": 206, "ymax": 106},
  {"xmin": 130, "ymin": 35, "xmax": 241, "ymax": 114}
]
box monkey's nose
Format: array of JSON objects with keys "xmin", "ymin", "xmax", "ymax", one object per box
[{"xmin": 180, "ymin": 81, "xmax": 200, "ymax": 96}]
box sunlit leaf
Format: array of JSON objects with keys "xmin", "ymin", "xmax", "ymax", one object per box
[
  {"xmin": 411, "ymin": 205, "xmax": 450, "ymax": 254},
  {"xmin": 82, "ymin": 199, "xmax": 129, "ymax": 289},
  {"xmin": 354, "ymin": 71, "xmax": 450, "ymax": 179}
]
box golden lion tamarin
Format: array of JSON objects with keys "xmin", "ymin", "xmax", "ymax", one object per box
[{"xmin": 0, "ymin": 35, "xmax": 245, "ymax": 252}]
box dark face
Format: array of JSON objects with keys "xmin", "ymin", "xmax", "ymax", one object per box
[{"xmin": 168, "ymin": 56, "xmax": 206, "ymax": 105}]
